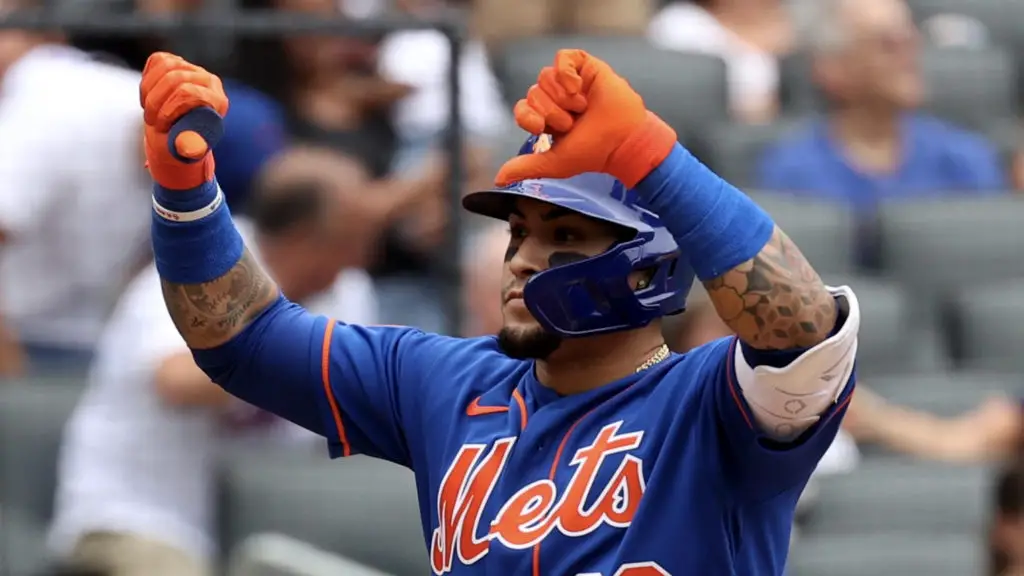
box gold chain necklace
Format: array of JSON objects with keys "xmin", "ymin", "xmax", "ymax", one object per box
[{"xmin": 636, "ymin": 344, "xmax": 670, "ymax": 373}]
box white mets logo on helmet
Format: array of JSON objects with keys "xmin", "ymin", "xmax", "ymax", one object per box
[{"xmin": 532, "ymin": 134, "xmax": 553, "ymax": 153}]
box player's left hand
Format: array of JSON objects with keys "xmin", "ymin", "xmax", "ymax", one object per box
[{"xmin": 494, "ymin": 49, "xmax": 677, "ymax": 188}]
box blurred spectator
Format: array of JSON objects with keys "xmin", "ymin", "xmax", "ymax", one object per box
[
  {"xmin": 991, "ymin": 459, "xmax": 1024, "ymax": 576},
  {"xmin": 47, "ymin": 167, "xmax": 378, "ymax": 576},
  {"xmin": 67, "ymin": 0, "xmax": 204, "ymax": 72},
  {"xmin": 757, "ymin": 0, "xmax": 1007, "ymax": 205},
  {"xmin": 378, "ymin": 0, "xmax": 510, "ymax": 173},
  {"xmin": 0, "ymin": 29, "xmax": 152, "ymax": 377},
  {"xmin": 461, "ymin": 222, "xmax": 507, "ymax": 336},
  {"xmin": 229, "ymin": 0, "xmax": 482, "ymax": 331},
  {"xmin": 844, "ymin": 386, "xmax": 1022, "ymax": 463},
  {"xmin": 649, "ymin": 0, "xmax": 794, "ymax": 123},
  {"xmin": 473, "ymin": 0, "xmax": 652, "ymax": 55}
]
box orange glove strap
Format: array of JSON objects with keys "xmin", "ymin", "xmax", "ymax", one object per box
[{"xmin": 607, "ymin": 112, "xmax": 678, "ymax": 189}]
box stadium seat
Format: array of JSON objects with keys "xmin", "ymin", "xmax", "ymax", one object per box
[
  {"xmin": 788, "ymin": 533, "xmax": 983, "ymax": 576},
  {"xmin": 982, "ymin": 119, "xmax": 1023, "ymax": 176},
  {"xmin": 865, "ymin": 371, "xmax": 1020, "ymax": 416},
  {"xmin": 227, "ymin": 533, "xmax": 394, "ymax": 576},
  {"xmin": 699, "ymin": 119, "xmax": 806, "ymax": 189},
  {"xmin": 743, "ymin": 191, "xmax": 856, "ymax": 277},
  {"xmin": 0, "ymin": 383, "xmax": 82, "ymax": 521},
  {"xmin": 0, "ymin": 508, "xmax": 54, "ymax": 576},
  {"xmin": 877, "ymin": 196, "xmax": 1024, "ymax": 308},
  {"xmin": 218, "ymin": 452, "xmax": 425, "ymax": 576},
  {"xmin": 909, "ymin": 0, "xmax": 1024, "ymax": 49},
  {"xmin": 804, "ymin": 458, "xmax": 991, "ymax": 536},
  {"xmin": 778, "ymin": 46, "xmax": 1017, "ymax": 127},
  {"xmin": 826, "ymin": 276, "xmax": 945, "ymax": 375},
  {"xmin": 949, "ymin": 281, "xmax": 1024, "ymax": 373},
  {"xmin": 493, "ymin": 37, "xmax": 729, "ymax": 138},
  {"xmin": 0, "ymin": 383, "xmax": 84, "ymax": 576},
  {"xmin": 920, "ymin": 47, "xmax": 1018, "ymax": 129}
]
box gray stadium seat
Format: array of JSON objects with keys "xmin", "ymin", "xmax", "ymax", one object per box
[
  {"xmin": 219, "ymin": 452, "xmax": 425, "ymax": 576},
  {"xmin": 949, "ymin": 281, "xmax": 1024, "ymax": 373},
  {"xmin": 227, "ymin": 533, "xmax": 394, "ymax": 576},
  {"xmin": 804, "ymin": 459, "xmax": 992, "ymax": 535},
  {"xmin": 877, "ymin": 196, "xmax": 1024, "ymax": 306},
  {"xmin": 779, "ymin": 46, "xmax": 1017, "ymax": 128},
  {"xmin": 982, "ymin": 119, "xmax": 1022, "ymax": 176},
  {"xmin": 699, "ymin": 119, "xmax": 805, "ymax": 189},
  {"xmin": 494, "ymin": 37, "xmax": 729, "ymax": 137},
  {"xmin": 827, "ymin": 276, "xmax": 945, "ymax": 375},
  {"xmin": 0, "ymin": 383, "xmax": 84, "ymax": 576},
  {"xmin": 909, "ymin": 0, "xmax": 1024, "ymax": 49},
  {"xmin": 920, "ymin": 47, "xmax": 1018, "ymax": 129},
  {"xmin": 0, "ymin": 384, "xmax": 83, "ymax": 521},
  {"xmin": 743, "ymin": 191, "xmax": 856, "ymax": 277},
  {"xmin": 788, "ymin": 533, "xmax": 983, "ymax": 576},
  {"xmin": 865, "ymin": 372, "xmax": 1019, "ymax": 416}
]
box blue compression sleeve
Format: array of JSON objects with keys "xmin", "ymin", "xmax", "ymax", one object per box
[
  {"xmin": 152, "ymin": 179, "xmax": 326, "ymax": 433},
  {"xmin": 635, "ymin": 143, "xmax": 775, "ymax": 281},
  {"xmin": 151, "ymin": 180, "xmax": 245, "ymax": 284}
]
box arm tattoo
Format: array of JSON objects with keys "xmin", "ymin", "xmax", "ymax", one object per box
[
  {"xmin": 159, "ymin": 249, "xmax": 280, "ymax": 350},
  {"xmin": 703, "ymin": 226, "xmax": 837, "ymax": 350}
]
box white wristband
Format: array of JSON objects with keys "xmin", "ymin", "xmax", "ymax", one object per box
[{"xmin": 152, "ymin": 187, "xmax": 225, "ymax": 222}]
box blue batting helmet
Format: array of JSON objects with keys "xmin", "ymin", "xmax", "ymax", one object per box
[{"xmin": 462, "ymin": 134, "xmax": 695, "ymax": 337}]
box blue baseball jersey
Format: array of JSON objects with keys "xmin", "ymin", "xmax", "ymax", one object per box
[{"xmin": 195, "ymin": 299, "xmax": 854, "ymax": 576}]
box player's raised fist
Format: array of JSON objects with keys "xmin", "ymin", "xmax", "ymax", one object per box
[
  {"xmin": 141, "ymin": 52, "xmax": 229, "ymax": 190},
  {"xmin": 494, "ymin": 49, "xmax": 677, "ymax": 189}
]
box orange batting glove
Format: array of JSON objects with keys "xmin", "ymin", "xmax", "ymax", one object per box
[
  {"xmin": 141, "ymin": 52, "xmax": 229, "ymax": 190},
  {"xmin": 494, "ymin": 50, "xmax": 678, "ymax": 189}
]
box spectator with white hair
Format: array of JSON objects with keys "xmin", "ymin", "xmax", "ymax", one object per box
[
  {"xmin": 757, "ymin": 0, "xmax": 1007, "ymax": 210},
  {"xmin": 47, "ymin": 155, "xmax": 379, "ymax": 576}
]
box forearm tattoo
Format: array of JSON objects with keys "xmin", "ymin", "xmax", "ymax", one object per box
[
  {"xmin": 704, "ymin": 226, "xmax": 837, "ymax": 350},
  {"xmin": 159, "ymin": 249, "xmax": 280, "ymax": 350}
]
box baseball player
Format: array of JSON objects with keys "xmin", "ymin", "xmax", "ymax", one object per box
[{"xmin": 141, "ymin": 49, "xmax": 860, "ymax": 575}]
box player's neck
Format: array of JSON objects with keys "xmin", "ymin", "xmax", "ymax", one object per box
[{"xmin": 536, "ymin": 327, "xmax": 666, "ymax": 395}]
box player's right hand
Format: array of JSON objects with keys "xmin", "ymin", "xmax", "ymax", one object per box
[
  {"xmin": 494, "ymin": 49, "xmax": 677, "ymax": 189},
  {"xmin": 141, "ymin": 52, "xmax": 229, "ymax": 190}
]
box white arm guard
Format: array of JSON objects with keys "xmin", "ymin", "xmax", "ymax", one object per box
[{"xmin": 735, "ymin": 286, "xmax": 859, "ymax": 442}]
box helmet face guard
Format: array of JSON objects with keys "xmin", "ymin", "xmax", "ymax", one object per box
[{"xmin": 462, "ymin": 136, "xmax": 695, "ymax": 338}]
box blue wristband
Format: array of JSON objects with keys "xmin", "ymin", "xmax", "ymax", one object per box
[
  {"xmin": 636, "ymin": 144, "xmax": 775, "ymax": 281},
  {"xmin": 152, "ymin": 180, "xmax": 245, "ymax": 285}
]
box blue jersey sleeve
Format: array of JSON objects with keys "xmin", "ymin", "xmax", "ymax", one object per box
[
  {"xmin": 695, "ymin": 337, "xmax": 855, "ymax": 502},
  {"xmin": 192, "ymin": 295, "xmax": 449, "ymax": 467}
]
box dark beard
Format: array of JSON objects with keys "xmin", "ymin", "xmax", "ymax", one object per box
[{"xmin": 497, "ymin": 326, "xmax": 563, "ymax": 360}]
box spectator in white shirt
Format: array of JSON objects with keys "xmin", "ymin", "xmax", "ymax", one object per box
[
  {"xmin": 649, "ymin": 0, "xmax": 796, "ymax": 123},
  {"xmin": 0, "ymin": 40, "xmax": 153, "ymax": 377},
  {"xmin": 48, "ymin": 155, "xmax": 380, "ymax": 576}
]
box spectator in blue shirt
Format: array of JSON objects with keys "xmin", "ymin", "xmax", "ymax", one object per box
[{"xmin": 757, "ymin": 0, "xmax": 1007, "ymax": 206}]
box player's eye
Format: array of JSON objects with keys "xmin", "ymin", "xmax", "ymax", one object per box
[
  {"xmin": 553, "ymin": 228, "xmax": 581, "ymax": 243},
  {"xmin": 508, "ymin": 224, "xmax": 528, "ymax": 239}
]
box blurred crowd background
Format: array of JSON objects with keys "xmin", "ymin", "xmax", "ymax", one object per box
[{"xmin": 0, "ymin": 0, "xmax": 1020, "ymax": 574}]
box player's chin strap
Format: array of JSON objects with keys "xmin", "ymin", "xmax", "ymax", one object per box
[{"xmin": 636, "ymin": 344, "xmax": 670, "ymax": 373}]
